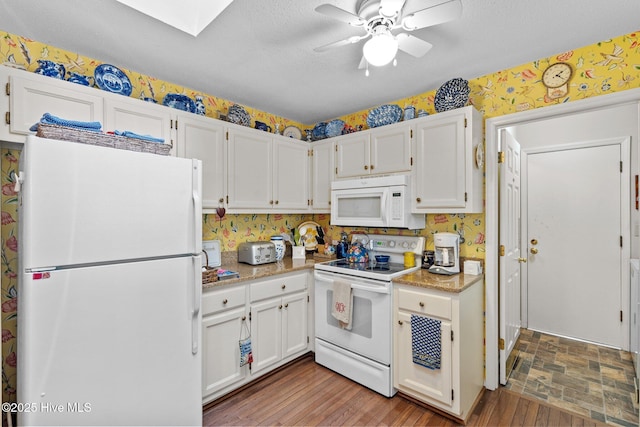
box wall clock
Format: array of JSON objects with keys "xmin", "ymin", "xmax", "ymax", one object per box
[{"xmin": 542, "ymin": 62, "xmax": 572, "ymax": 99}]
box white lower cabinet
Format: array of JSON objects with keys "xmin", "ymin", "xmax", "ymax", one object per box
[
  {"xmin": 201, "ymin": 284, "xmax": 249, "ymax": 403},
  {"xmin": 250, "ymin": 272, "xmax": 309, "ymax": 374},
  {"xmin": 393, "ymin": 283, "xmax": 484, "ymax": 422},
  {"xmin": 201, "ymin": 271, "xmax": 311, "ymax": 405}
]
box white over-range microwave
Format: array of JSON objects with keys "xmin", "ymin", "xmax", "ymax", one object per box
[{"xmin": 330, "ymin": 175, "xmax": 425, "ymax": 229}]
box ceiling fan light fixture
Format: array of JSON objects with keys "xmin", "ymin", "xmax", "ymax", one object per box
[{"xmin": 363, "ymin": 32, "xmax": 398, "ymax": 67}]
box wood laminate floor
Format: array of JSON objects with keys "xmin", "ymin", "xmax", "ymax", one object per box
[{"xmin": 203, "ymin": 353, "xmax": 611, "ymax": 426}]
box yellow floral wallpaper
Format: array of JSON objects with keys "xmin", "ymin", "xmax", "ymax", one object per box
[{"xmin": 1, "ymin": 27, "xmax": 640, "ymax": 407}]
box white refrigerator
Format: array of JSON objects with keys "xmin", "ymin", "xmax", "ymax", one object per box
[{"xmin": 16, "ymin": 135, "xmax": 203, "ymax": 426}]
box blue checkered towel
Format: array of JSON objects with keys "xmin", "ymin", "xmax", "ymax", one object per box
[
  {"xmin": 29, "ymin": 113, "xmax": 102, "ymax": 132},
  {"xmin": 114, "ymin": 130, "xmax": 165, "ymax": 143},
  {"xmin": 411, "ymin": 314, "xmax": 441, "ymax": 370}
]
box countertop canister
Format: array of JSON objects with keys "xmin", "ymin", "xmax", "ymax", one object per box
[{"xmin": 271, "ymin": 235, "xmax": 285, "ymax": 261}]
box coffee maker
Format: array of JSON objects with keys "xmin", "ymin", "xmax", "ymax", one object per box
[{"xmin": 429, "ymin": 232, "xmax": 460, "ymax": 275}]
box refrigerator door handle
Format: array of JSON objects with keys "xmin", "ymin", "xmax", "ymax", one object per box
[
  {"xmin": 191, "ymin": 256, "xmax": 202, "ymax": 355},
  {"xmin": 191, "ymin": 159, "xmax": 203, "ymax": 254}
]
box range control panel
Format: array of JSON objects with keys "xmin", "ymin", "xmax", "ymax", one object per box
[{"xmin": 350, "ymin": 233, "xmax": 425, "ymax": 255}]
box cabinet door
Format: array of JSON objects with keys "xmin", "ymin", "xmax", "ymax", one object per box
[
  {"xmin": 335, "ymin": 132, "xmax": 370, "ymax": 178},
  {"xmin": 250, "ymin": 297, "xmax": 282, "ymax": 374},
  {"xmin": 175, "ymin": 114, "xmax": 225, "ymax": 209},
  {"xmin": 273, "ymin": 138, "xmax": 309, "ymax": 210},
  {"xmin": 104, "ymin": 97, "xmax": 174, "ymax": 154},
  {"xmin": 413, "ymin": 112, "xmax": 466, "ymax": 209},
  {"xmin": 202, "ymin": 307, "xmax": 248, "ymax": 399},
  {"xmin": 310, "ymin": 140, "xmax": 333, "ymax": 211},
  {"xmin": 370, "ymin": 125, "xmax": 412, "ymax": 175},
  {"xmin": 6, "ymin": 72, "xmax": 103, "ymax": 142},
  {"xmin": 227, "ymin": 127, "xmax": 272, "ymax": 210},
  {"xmin": 395, "ymin": 310, "xmax": 453, "ymax": 407},
  {"xmin": 282, "ymin": 291, "xmax": 308, "ymax": 358}
]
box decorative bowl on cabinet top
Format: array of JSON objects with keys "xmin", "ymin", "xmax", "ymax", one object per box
[
  {"xmin": 163, "ymin": 93, "xmax": 197, "ymax": 113},
  {"xmin": 227, "ymin": 104, "xmax": 251, "ymax": 126},
  {"xmin": 366, "ymin": 104, "xmax": 402, "ymax": 128}
]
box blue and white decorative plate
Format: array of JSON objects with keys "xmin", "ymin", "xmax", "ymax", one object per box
[
  {"xmin": 227, "ymin": 104, "xmax": 251, "ymax": 126},
  {"xmin": 366, "ymin": 104, "xmax": 402, "ymax": 128},
  {"xmin": 282, "ymin": 126, "xmax": 302, "ymax": 140},
  {"xmin": 324, "ymin": 119, "xmax": 345, "ymax": 138},
  {"xmin": 434, "ymin": 78, "xmax": 470, "ymax": 112},
  {"xmin": 163, "ymin": 93, "xmax": 197, "ymax": 113},
  {"xmin": 94, "ymin": 64, "xmax": 132, "ymax": 96}
]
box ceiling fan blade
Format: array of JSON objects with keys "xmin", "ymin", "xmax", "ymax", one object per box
[
  {"xmin": 396, "ymin": 33, "xmax": 433, "ymax": 57},
  {"xmin": 315, "ymin": 4, "xmax": 365, "ymax": 26},
  {"xmin": 401, "ymin": 0, "xmax": 462, "ymax": 30},
  {"xmin": 379, "ymin": 0, "xmax": 406, "ymax": 18},
  {"xmin": 314, "ymin": 35, "xmax": 366, "ymax": 52}
]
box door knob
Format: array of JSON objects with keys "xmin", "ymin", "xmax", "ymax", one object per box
[
  {"xmin": 518, "ymin": 257, "xmax": 527, "ymax": 263},
  {"xmin": 530, "ymin": 248, "xmax": 539, "ymax": 254}
]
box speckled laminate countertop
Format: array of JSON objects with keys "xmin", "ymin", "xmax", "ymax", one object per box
[
  {"xmin": 202, "ymin": 257, "xmax": 317, "ymax": 290},
  {"xmin": 393, "ymin": 269, "xmax": 483, "ymax": 293},
  {"xmin": 204, "ymin": 253, "xmax": 484, "ymax": 294}
]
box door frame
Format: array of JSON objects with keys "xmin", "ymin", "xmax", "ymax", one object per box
[{"xmin": 485, "ymin": 87, "xmax": 640, "ymax": 390}]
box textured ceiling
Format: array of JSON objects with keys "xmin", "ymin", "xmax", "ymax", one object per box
[{"xmin": 0, "ymin": 0, "xmax": 638, "ymax": 124}]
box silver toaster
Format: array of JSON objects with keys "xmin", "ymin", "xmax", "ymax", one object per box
[{"xmin": 238, "ymin": 241, "xmax": 277, "ymax": 265}]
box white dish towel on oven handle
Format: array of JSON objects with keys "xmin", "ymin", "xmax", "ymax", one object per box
[{"xmin": 331, "ymin": 280, "xmax": 353, "ymax": 330}]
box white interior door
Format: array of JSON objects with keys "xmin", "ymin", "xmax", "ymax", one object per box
[
  {"xmin": 526, "ymin": 139, "xmax": 628, "ymax": 348},
  {"xmin": 499, "ymin": 130, "xmax": 522, "ymax": 385}
]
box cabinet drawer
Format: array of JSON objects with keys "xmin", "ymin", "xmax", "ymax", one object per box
[
  {"xmin": 397, "ymin": 287, "xmax": 451, "ymax": 320},
  {"xmin": 203, "ymin": 285, "xmax": 246, "ymax": 315},
  {"xmin": 250, "ymin": 273, "xmax": 307, "ymax": 302}
]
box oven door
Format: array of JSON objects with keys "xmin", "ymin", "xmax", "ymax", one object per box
[
  {"xmin": 314, "ymin": 270, "xmax": 392, "ymax": 365},
  {"xmin": 330, "ymin": 186, "xmax": 388, "ymax": 227}
]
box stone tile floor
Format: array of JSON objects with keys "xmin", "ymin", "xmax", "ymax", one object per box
[{"xmin": 505, "ymin": 329, "xmax": 639, "ymax": 427}]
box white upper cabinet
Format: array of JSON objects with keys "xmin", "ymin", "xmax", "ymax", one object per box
[
  {"xmin": 0, "ymin": 68, "xmax": 103, "ymax": 143},
  {"xmin": 335, "ymin": 131, "xmax": 370, "ymax": 178},
  {"xmin": 370, "ymin": 124, "xmax": 412, "ymax": 175},
  {"xmin": 310, "ymin": 139, "xmax": 333, "ymax": 212},
  {"xmin": 103, "ymin": 96, "xmax": 174, "ymax": 155},
  {"xmin": 335, "ymin": 123, "xmax": 412, "ymax": 179},
  {"xmin": 412, "ymin": 106, "xmax": 483, "ymax": 213},
  {"xmin": 227, "ymin": 126, "xmax": 273, "ymax": 210},
  {"xmin": 272, "ymin": 136, "xmax": 310, "ymax": 211},
  {"xmin": 175, "ymin": 113, "xmax": 225, "ymax": 210}
]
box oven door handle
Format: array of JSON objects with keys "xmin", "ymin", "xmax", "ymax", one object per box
[
  {"xmin": 350, "ymin": 283, "xmax": 391, "ymax": 294},
  {"xmin": 314, "ymin": 271, "xmax": 391, "ymax": 295}
]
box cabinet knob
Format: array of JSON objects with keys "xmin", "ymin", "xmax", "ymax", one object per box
[
  {"xmin": 370, "ymin": 164, "xmax": 374, "ymax": 170},
  {"xmin": 419, "ymin": 301, "xmax": 425, "ymax": 307},
  {"xmin": 284, "ymin": 303, "xmax": 289, "ymax": 308},
  {"xmin": 218, "ymin": 198, "xmax": 224, "ymax": 203},
  {"xmin": 416, "ymin": 197, "xmax": 421, "ymax": 203},
  {"xmin": 364, "ymin": 165, "xmax": 369, "ymax": 170},
  {"xmin": 270, "ymin": 200, "xmax": 274, "ymax": 205},
  {"xmin": 223, "ymin": 299, "xmax": 228, "ymax": 304},
  {"xmin": 242, "ymin": 316, "xmax": 246, "ymax": 321},
  {"xmin": 279, "ymin": 305, "xmax": 283, "ymax": 310},
  {"xmin": 530, "ymin": 247, "xmax": 539, "ymax": 254},
  {"xmin": 275, "ymin": 200, "xmax": 279, "ymax": 205},
  {"xmin": 398, "ymin": 320, "xmax": 403, "ymax": 325},
  {"xmin": 281, "ymin": 284, "xmax": 286, "ymax": 289}
]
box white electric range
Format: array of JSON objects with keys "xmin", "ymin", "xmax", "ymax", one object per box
[{"xmin": 314, "ymin": 233, "xmax": 425, "ymax": 397}]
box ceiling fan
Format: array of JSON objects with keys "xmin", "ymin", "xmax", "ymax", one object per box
[{"xmin": 314, "ymin": 0, "xmax": 462, "ymax": 71}]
